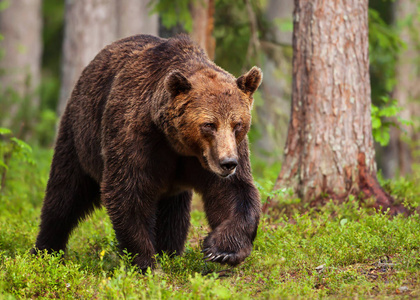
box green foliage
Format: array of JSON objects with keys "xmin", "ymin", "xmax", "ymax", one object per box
[
  {"xmin": 251, "ymin": 157, "xmax": 300, "ymax": 207},
  {"xmin": 40, "ymin": 0, "xmax": 64, "ymax": 114},
  {"xmin": 0, "ymin": 0, "xmax": 61, "ymax": 146},
  {"xmin": 0, "ymin": 128, "xmax": 34, "ymax": 192},
  {"xmin": 368, "ymin": 6, "xmax": 406, "ymax": 146},
  {"xmin": 0, "ymin": 83, "xmax": 35, "ymax": 138},
  {"xmin": 42, "ymin": 0, "xmax": 64, "ymax": 78},
  {"xmin": 379, "ymin": 171, "xmax": 420, "ymax": 210},
  {"xmin": 0, "ymin": 73, "xmax": 57, "ymax": 146},
  {"xmin": 0, "ymin": 146, "xmax": 51, "ymax": 222},
  {"xmin": 40, "ymin": 73, "xmax": 61, "ymax": 114},
  {"xmin": 213, "ymin": 0, "xmax": 252, "ymax": 76},
  {"xmin": 371, "ymin": 96, "xmax": 404, "ymax": 146},
  {"xmin": 250, "ymin": 154, "xmax": 282, "ymax": 204},
  {"xmin": 273, "ymin": 17, "xmax": 293, "ymax": 33},
  {"xmin": 369, "ymin": 8, "xmax": 403, "ymax": 98},
  {"xmin": 0, "ymin": 0, "xmax": 10, "ymax": 11},
  {"xmin": 150, "ymin": 0, "xmax": 193, "ymax": 32},
  {"xmin": 34, "ymin": 109, "xmax": 57, "ymax": 147},
  {"xmin": 188, "ymin": 273, "xmax": 232, "ymax": 299},
  {"xmin": 0, "ymin": 149, "xmax": 419, "ymax": 298},
  {"xmin": 0, "ymin": 251, "xmax": 97, "ymax": 298}
]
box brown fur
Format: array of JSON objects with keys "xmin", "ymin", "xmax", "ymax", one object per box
[{"xmin": 32, "ymin": 34, "xmax": 263, "ymax": 272}]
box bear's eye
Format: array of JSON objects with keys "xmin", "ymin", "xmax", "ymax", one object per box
[
  {"xmin": 234, "ymin": 122, "xmax": 242, "ymax": 131},
  {"xmin": 202, "ymin": 123, "xmax": 217, "ymax": 132}
]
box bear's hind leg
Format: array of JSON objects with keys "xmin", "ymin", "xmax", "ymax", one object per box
[
  {"xmin": 33, "ymin": 131, "xmax": 101, "ymax": 254},
  {"xmin": 155, "ymin": 191, "xmax": 192, "ymax": 256}
]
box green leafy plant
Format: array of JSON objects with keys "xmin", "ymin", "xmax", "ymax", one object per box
[
  {"xmin": 0, "ymin": 147, "xmax": 419, "ymax": 298},
  {"xmin": 368, "ymin": 7, "xmax": 409, "ymax": 147},
  {"xmin": 0, "ymin": 127, "xmax": 34, "ymax": 191},
  {"xmin": 149, "ymin": 0, "xmax": 193, "ymax": 32},
  {"xmin": 369, "ymin": 8, "xmax": 403, "ymax": 96},
  {"xmin": 370, "ymin": 96, "xmax": 405, "ymax": 146},
  {"xmin": 34, "ymin": 109, "xmax": 57, "ymax": 147}
]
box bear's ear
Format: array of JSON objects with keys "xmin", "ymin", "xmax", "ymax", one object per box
[
  {"xmin": 164, "ymin": 71, "xmax": 192, "ymax": 98},
  {"xmin": 236, "ymin": 66, "xmax": 263, "ymax": 96}
]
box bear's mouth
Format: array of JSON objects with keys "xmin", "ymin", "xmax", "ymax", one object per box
[
  {"xmin": 219, "ymin": 169, "xmax": 236, "ymax": 179},
  {"xmin": 201, "ymin": 154, "xmax": 236, "ymax": 178}
]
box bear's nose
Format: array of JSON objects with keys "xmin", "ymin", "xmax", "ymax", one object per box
[{"xmin": 220, "ymin": 157, "xmax": 238, "ymax": 171}]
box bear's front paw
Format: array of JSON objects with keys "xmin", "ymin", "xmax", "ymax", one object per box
[{"xmin": 202, "ymin": 230, "xmax": 252, "ymax": 266}]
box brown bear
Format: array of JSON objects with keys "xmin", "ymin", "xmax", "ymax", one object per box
[{"xmin": 32, "ymin": 34, "xmax": 262, "ymax": 272}]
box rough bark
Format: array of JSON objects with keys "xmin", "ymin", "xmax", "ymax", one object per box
[
  {"xmin": 190, "ymin": 0, "xmax": 215, "ymax": 59},
  {"xmin": 272, "ymin": 0, "xmax": 405, "ymax": 214},
  {"xmin": 0, "ymin": 0, "xmax": 42, "ymax": 127},
  {"xmin": 382, "ymin": 0, "xmax": 420, "ymax": 178}
]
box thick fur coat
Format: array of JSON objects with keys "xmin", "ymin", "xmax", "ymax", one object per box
[{"xmin": 32, "ymin": 35, "xmax": 263, "ymax": 272}]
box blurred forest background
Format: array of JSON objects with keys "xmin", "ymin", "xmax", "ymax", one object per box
[{"xmin": 0, "ymin": 0, "xmax": 419, "ymax": 198}]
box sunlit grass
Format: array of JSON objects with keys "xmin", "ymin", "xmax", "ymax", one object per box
[{"xmin": 0, "ymin": 148, "xmax": 419, "ymax": 299}]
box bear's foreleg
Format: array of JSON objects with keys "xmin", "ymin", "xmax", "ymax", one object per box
[
  {"xmin": 155, "ymin": 191, "xmax": 192, "ymax": 256},
  {"xmin": 201, "ymin": 180, "xmax": 260, "ymax": 266}
]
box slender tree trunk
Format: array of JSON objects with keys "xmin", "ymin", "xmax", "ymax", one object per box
[
  {"xmin": 272, "ymin": 0, "xmax": 405, "ymax": 214},
  {"xmin": 116, "ymin": 0, "xmax": 158, "ymax": 38},
  {"xmin": 58, "ymin": 0, "xmax": 116, "ymax": 117},
  {"xmin": 0, "ymin": 0, "xmax": 42, "ymax": 128},
  {"xmin": 382, "ymin": 0, "xmax": 420, "ymax": 178},
  {"xmin": 58, "ymin": 0, "xmax": 158, "ymax": 117},
  {"xmin": 380, "ymin": 127, "xmax": 399, "ymax": 178},
  {"xmin": 190, "ymin": 0, "xmax": 215, "ymax": 59},
  {"xmin": 254, "ymin": 0, "xmax": 293, "ymax": 162}
]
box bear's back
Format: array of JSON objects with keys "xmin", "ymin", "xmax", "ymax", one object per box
[
  {"xmin": 63, "ymin": 35, "xmax": 215, "ymax": 183},
  {"xmin": 67, "ymin": 34, "xmax": 214, "ymax": 123},
  {"xmin": 64, "ymin": 35, "xmax": 167, "ymax": 182}
]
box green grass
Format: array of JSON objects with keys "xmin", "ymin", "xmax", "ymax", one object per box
[{"xmin": 0, "ymin": 148, "xmax": 419, "ymax": 299}]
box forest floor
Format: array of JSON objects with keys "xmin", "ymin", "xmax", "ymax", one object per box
[{"xmin": 0, "ymin": 148, "xmax": 419, "ymax": 299}]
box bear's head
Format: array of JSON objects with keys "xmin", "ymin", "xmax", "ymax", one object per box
[{"xmin": 164, "ymin": 66, "xmax": 262, "ymax": 178}]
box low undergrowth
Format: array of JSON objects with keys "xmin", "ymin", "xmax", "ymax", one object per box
[{"xmin": 0, "ymin": 148, "xmax": 419, "ymax": 299}]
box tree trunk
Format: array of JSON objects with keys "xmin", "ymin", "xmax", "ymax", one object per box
[
  {"xmin": 382, "ymin": 0, "xmax": 420, "ymax": 178},
  {"xmin": 0, "ymin": 0, "xmax": 42, "ymax": 128},
  {"xmin": 58, "ymin": 0, "xmax": 117, "ymax": 117},
  {"xmin": 380, "ymin": 127, "xmax": 399, "ymax": 179},
  {"xmin": 254, "ymin": 0, "xmax": 293, "ymax": 162},
  {"xmin": 272, "ymin": 0, "xmax": 405, "ymax": 214},
  {"xmin": 190, "ymin": 0, "xmax": 215, "ymax": 59},
  {"xmin": 58, "ymin": 0, "xmax": 159, "ymax": 116},
  {"xmin": 116, "ymin": 0, "xmax": 158, "ymax": 38}
]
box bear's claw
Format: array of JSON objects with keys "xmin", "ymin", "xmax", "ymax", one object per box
[
  {"xmin": 222, "ymin": 255, "xmax": 230, "ymax": 262},
  {"xmin": 213, "ymin": 255, "xmax": 222, "ymax": 261},
  {"xmin": 201, "ymin": 227, "xmax": 253, "ymax": 266},
  {"xmin": 201, "ymin": 245, "xmax": 249, "ymax": 266},
  {"xmin": 202, "ymin": 249, "xmax": 235, "ymax": 264},
  {"xmin": 205, "ymin": 254, "xmax": 215, "ymax": 262},
  {"xmin": 203, "ymin": 253, "xmax": 212, "ymax": 259}
]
